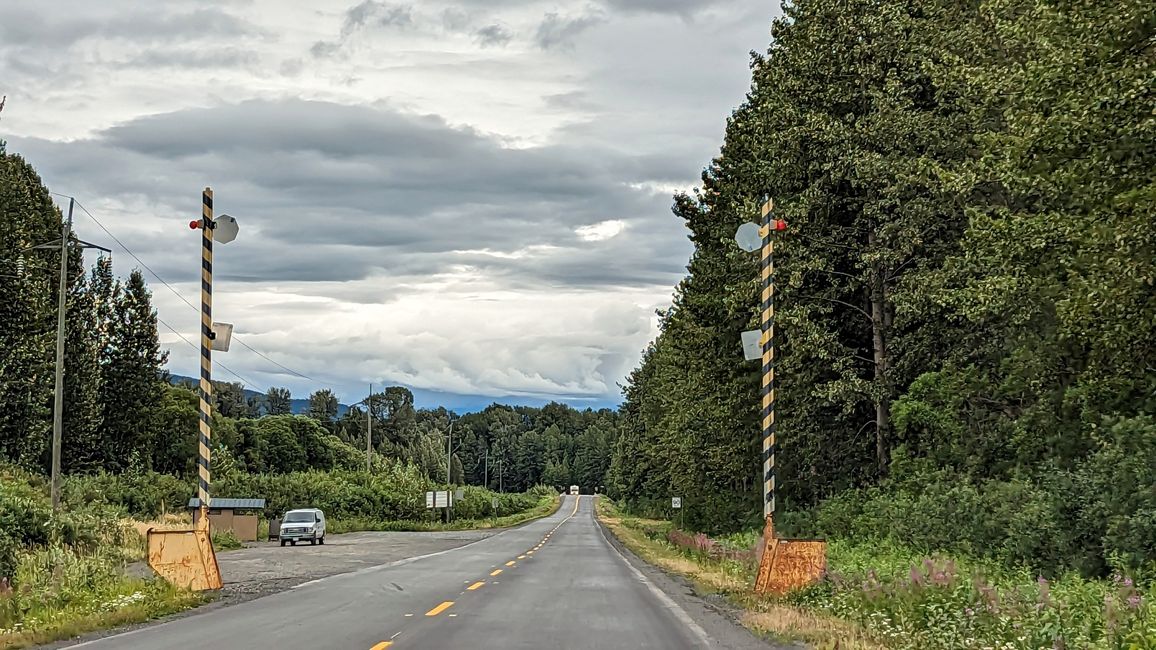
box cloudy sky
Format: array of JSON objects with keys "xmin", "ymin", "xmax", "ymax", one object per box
[{"xmin": 1, "ymin": 0, "xmax": 776, "ymax": 410}]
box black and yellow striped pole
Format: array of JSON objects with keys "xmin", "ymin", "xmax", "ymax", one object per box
[
  {"xmin": 737, "ymin": 198, "xmax": 827, "ymax": 595},
  {"xmin": 759, "ymin": 198, "xmax": 778, "ymax": 529},
  {"xmin": 197, "ymin": 187, "xmax": 215, "ymax": 517}
]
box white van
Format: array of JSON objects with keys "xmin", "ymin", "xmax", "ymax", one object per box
[
  {"xmin": 569, "ymin": 485, "xmax": 580, "ymax": 495},
  {"xmin": 278, "ymin": 508, "xmax": 326, "ymax": 546}
]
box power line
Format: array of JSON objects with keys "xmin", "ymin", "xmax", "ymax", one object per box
[{"xmin": 56, "ymin": 193, "xmax": 320, "ymax": 386}]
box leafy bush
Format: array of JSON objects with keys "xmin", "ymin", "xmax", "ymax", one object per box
[
  {"xmin": 211, "ymin": 531, "xmax": 242, "ymax": 551},
  {"xmin": 62, "ymin": 471, "xmax": 193, "ymax": 520},
  {"xmin": 782, "ymin": 416, "xmax": 1156, "ymax": 578}
]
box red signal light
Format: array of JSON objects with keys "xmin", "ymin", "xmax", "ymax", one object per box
[
  {"xmin": 190, "ymin": 220, "xmax": 201, "ymax": 230},
  {"xmin": 773, "ymin": 219, "xmax": 787, "ymax": 231}
]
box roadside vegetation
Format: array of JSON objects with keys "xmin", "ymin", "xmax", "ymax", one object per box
[
  {"xmin": 0, "ymin": 468, "xmax": 204, "ymax": 650},
  {"xmin": 599, "ymin": 500, "xmax": 1156, "ymax": 649},
  {"xmin": 605, "ymin": 0, "xmax": 1154, "ymax": 646}
]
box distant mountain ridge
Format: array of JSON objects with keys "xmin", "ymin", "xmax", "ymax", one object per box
[
  {"xmin": 169, "ymin": 374, "xmax": 351, "ymax": 417},
  {"xmin": 168, "ymin": 374, "xmax": 618, "ymax": 414}
]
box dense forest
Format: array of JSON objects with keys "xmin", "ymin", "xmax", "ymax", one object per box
[
  {"xmin": 609, "ymin": 0, "xmax": 1154, "ymax": 578},
  {"xmin": 0, "ymin": 142, "xmax": 617, "ymax": 498}
]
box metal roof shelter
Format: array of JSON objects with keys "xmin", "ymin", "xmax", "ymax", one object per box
[
  {"xmin": 187, "ymin": 498, "xmax": 266, "ymax": 510},
  {"xmin": 187, "ymin": 498, "xmax": 267, "ymax": 541}
]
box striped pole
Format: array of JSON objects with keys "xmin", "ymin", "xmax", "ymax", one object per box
[
  {"xmin": 759, "ymin": 198, "xmax": 776, "ymax": 530},
  {"xmin": 197, "ymin": 188, "xmax": 214, "ymax": 518}
]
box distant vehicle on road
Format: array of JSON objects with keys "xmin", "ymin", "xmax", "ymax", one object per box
[
  {"xmin": 279, "ymin": 508, "xmax": 326, "ymax": 547},
  {"xmin": 569, "ymin": 485, "xmax": 579, "ymax": 495}
]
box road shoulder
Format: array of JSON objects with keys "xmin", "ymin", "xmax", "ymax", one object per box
[
  {"xmin": 594, "ymin": 502, "xmax": 800, "ymax": 650},
  {"xmin": 39, "ymin": 529, "xmax": 497, "ymax": 649}
]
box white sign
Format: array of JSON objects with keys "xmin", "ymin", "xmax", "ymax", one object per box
[
  {"xmin": 491, "ymin": 497, "xmax": 498, "ymax": 509},
  {"xmin": 426, "ymin": 491, "xmax": 451, "ymax": 508},
  {"xmin": 455, "ymin": 489, "xmax": 465, "ymax": 502},
  {"xmin": 672, "ymin": 497, "xmax": 682, "ymax": 509},
  {"xmin": 734, "ymin": 222, "xmax": 762, "ymax": 253},
  {"xmin": 210, "ymin": 322, "xmax": 233, "ymax": 352},
  {"xmin": 214, "ymin": 215, "xmax": 240, "ymax": 245},
  {"xmin": 741, "ymin": 330, "xmax": 762, "ymax": 361}
]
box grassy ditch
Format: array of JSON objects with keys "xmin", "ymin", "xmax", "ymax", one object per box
[
  {"xmin": 0, "ymin": 469, "xmax": 205, "ymax": 650},
  {"xmin": 596, "ymin": 500, "xmax": 1156, "ymax": 649}
]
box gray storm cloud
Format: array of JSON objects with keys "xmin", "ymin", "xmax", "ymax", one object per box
[{"xmin": 0, "ymin": 0, "xmax": 774, "ymax": 406}]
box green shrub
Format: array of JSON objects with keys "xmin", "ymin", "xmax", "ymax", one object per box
[
  {"xmin": 62, "ymin": 471, "xmax": 193, "ymax": 519},
  {"xmin": 211, "ymin": 531, "xmax": 242, "ymax": 551},
  {"xmin": 783, "ymin": 416, "xmax": 1156, "ymax": 578}
]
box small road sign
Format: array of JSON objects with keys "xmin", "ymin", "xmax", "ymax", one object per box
[
  {"xmin": 491, "ymin": 497, "xmax": 498, "ymax": 509},
  {"xmin": 672, "ymin": 497, "xmax": 682, "ymax": 509}
]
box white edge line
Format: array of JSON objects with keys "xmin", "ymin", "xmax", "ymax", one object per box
[{"xmin": 594, "ymin": 507, "xmax": 714, "ymax": 648}]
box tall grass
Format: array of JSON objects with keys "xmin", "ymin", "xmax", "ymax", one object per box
[
  {"xmin": 0, "ymin": 467, "xmax": 202, "ymax": 649},
  {"xmin": 601, "ymin": 499, "xmax": 1156, "ymax": 649}
]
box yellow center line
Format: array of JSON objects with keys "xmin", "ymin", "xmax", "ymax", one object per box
[
  {"xmin": 506, "ymin": 561, "xmax": 516, "ymax": 566},
  {"xmin": 490, "ymin": 569, "xmax": 502, "ymax": 576},
  {"xmin": 467, "ymin": 581, "xmax": 485, "ymax": 591},
  {"xmin": 369, "ymin": 642, "xmax": 393, "ymax": 649},
  {"xmin": 527, "ymin": 551, "xmax": 534, "ymax": 555},
  {"xmin": 517, "ymin": 555, "xmax": 526, "ymax": 559},
  {"xmin": 425, "ymin": 601, "xmax": 455, "ymax": 617}
]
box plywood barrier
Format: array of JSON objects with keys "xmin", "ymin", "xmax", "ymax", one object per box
[
  {"xmin": 146, "ymin": 516, "xmax": 222, "ymax": 591},
  {"xmin": 754, "ymin": 517, "xmax": 826, "ymax": 595}
]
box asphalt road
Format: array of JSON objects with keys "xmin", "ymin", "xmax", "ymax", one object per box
[{"xmin": 68, "ymin": 496, "xmax": 773, "ymax": 650}]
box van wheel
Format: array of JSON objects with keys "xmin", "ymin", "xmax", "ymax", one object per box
[
  {"xmin": 319, "ymin": 537, "xmax": 325, "ymax": 545},
  {"xmin": 310, "ymin": 538, "xmax": 316, "ymax": 546},
  {"xmin": 280, "ymin": 540, "xmax": 286, "ymax": 547},
  {"xmin": 290, "ymin": 540, "xmax": 297, "ymax": 546}
]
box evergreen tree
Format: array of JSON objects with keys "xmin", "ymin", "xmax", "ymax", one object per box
[
  {"xmin": 61, "ymin": 250, "xmax": 103, "ymax": 474},
  {"xmin": 265, "ymin": 387, "xmax": 292, "ymax": 415},
  {"xmin": 212, "ymin": 381, "xmax": 248, "ymax": 419},
  {"xmin": 100, "ymin": 269, "xmax": 167, "ymax": 471},
  {"xmin": 307, "ymin": 389, "xmax": 339, "ymax": 423},
  {"xmin": 0, "ymin": 152, "xmax": 59, "ymax": 470}
]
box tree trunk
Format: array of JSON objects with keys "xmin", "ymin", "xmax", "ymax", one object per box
[{"xmin": 869, "ymin": 231, "xmax": 891, "ymax": 475}]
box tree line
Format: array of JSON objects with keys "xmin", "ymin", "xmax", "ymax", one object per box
[
  {"xmin": 0, "ymin": 149, "xmax": 169, "ymax": 475},
  {"xmin": 0, "ymin": 147, "xmax": 616, "ymax": 493},
  {"xmin": 609, "ymin": 0, "xmax": 1153, "ymax": 576}
]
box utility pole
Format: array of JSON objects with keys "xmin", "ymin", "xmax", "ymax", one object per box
[
  {"xmin": 49, "ymin": 199, "xmax": 71, "ymax": 512},
  {"xmin": 366, "ymin": 383, "xmax": 372, "ymax": 473},
  {"xmin": 484, "ymin": 449, "xmax": 489, "ymax": 491},
  {"xmin": 445, "ymin": 421, "xmax": 454, "ymax": 523},
  {"xmin": 29, "ymin": 197, "xmax": 109, "ymax": 512}
]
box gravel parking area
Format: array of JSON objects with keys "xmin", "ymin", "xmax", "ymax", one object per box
[
  {"xmin": 124, "ymin": 529, "xmax": 496, "ymax": 605},
  {"xmin": 214, "ymin": 530, "xmax": 496, "ymax": 600},
  {"xmin": 51, "ymin": 530, "xmax": 498, "ymax": 648}
]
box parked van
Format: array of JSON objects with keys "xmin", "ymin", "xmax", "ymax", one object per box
[
  {"xmin": 569, "ymin": 485, "xmax": 580, "ymax": 495},
  {"xmin": 278, "ymin": 508, "xmax": 326, "ymax": 546}
]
